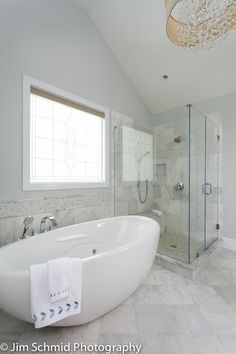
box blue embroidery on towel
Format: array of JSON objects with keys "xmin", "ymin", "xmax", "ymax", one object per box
[
  {"xmin": 58, "ymin": 306, "xmax": 63, "ymax": 314},
  {"xmin": 66, "ymin": 303, "xmax": 71, "ymax": 311},
  {"xmin": 33, "ymin": 300, "xmax": 79, "ymax": 324},
  {"xmin": 49, "ymin": 309, "xmax": 55, "ymax": 318},
  {"xmin": 40, "ymin": 312, "xmax": 46, "ymax": 321}
]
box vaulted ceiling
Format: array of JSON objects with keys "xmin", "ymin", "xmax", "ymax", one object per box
[{"xmin": 73, "ymin": 0, "xmax": 236, "ymax": 114}]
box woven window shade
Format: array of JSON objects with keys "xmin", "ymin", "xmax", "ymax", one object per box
[{"xmin": 31, "ymin": 86, "xmax": 105, "ymax": 118}]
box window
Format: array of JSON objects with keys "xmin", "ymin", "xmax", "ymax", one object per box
[{"xmin": 23, "ymin": 76, "xmax": 109, "ymax": 190}]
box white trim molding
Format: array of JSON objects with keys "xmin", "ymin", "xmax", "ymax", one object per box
[{"xmin": 23, "ymin": 74, "xmax": 110, "ymax": 191}]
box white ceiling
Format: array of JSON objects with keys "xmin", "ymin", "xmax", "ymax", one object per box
[{"xmin": 73, "ymin": 0, "xmax": 236, "ymax": 114}]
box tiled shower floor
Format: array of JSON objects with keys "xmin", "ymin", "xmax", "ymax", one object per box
[
  {"xmin": 1, "ymin": 247, "xmax": 236, "ymax": 354},
  {"xmin": 136, "ymin": 211, "xmax": 206, "ymax": 262},
  {"xmin": 159, "ymin": 231, "xmax": 203, "ymax": 263}
]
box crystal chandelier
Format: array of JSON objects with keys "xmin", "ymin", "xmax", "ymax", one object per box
[{"xmin": 165, "ymin": 0, "xmax": 236, "ymax": 49}]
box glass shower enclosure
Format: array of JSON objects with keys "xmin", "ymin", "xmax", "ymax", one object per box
[{"xmin": 113, "ymin": 105, "xmax": 222, "ymax": 264}]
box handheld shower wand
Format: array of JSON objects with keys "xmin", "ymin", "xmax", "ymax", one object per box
[{"xmin": 137, "ymin": 151, "xmax": 151, "ymax": 204}]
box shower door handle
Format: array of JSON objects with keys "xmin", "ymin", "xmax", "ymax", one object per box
[{"xmin": 202, "ymin": 183, "xmax": 213, "ymax": 195}]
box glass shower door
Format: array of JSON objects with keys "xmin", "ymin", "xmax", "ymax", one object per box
[
  {"xmin": 205, "ymin": 116, "xmax": 220, "ymax": 247},
  {"xmin": 153, "ymin": 109, "xmax": 190, "ymax": 263},
  {"xmin": 190, "ymin": 109, "xmax": 220, "ymax": 261},
  {"xmin": 190, "ymin": 107, "xmax": 206, "ymax": 262}
]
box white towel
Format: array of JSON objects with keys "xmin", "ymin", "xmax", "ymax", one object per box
[
  {"xmin": 48, "ymin": 257, "xmax": 69, "ymax": 303},
  {"xmin": 30, "ymin": 258, "xmax": 82, "ymax": 329}
]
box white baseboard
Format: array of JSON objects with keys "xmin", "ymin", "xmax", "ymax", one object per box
[{"xmin": 222, "ymin": 237, "xmax": 236, "ymax": 251}]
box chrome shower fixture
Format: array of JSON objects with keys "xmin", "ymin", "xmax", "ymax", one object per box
[
  {"xmin": 137, "ymin": 150, "xmax": 151, "ymax": 204},
  {"xmin": 173, "ymin": 135, "xmax": 182, "ymax": 143}
]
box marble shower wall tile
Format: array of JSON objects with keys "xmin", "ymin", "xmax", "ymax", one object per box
[
  {"xmin": 74, "ymin": 204, "xmax": 113, "ymax": 224},
  {"xmin": 0, "ymin": 216, "xmax": 24, "ymax": 246},
  {"xmin": 0, "ymin": 203, "xmax": 114, "ymax": 247},
  {"xmin": 55, "ymin": 209, "xmax": 75, "ymax": 228},
  {"xmin": 0, "ymin": 193, "xmax": 113, "ymax": 219},
  {"xmin": 113, "ymin": 111, "xmax": 155, "ymax": 217}
]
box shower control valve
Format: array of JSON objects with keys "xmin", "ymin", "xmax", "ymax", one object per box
[{"xmin": 175, "ymin": 182, "xmax": 184, "ymax": 192}]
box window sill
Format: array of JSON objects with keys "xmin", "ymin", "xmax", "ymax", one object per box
[{"xmin": 23, "ymin": 181, "xmax": 110, "ymax": 191}]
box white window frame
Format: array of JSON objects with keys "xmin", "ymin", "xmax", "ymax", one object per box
[{"xmin": 23, "ymin": 75, "xmax": 110, "ymax": 191}]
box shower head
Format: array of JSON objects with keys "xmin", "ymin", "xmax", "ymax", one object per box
[{"xmin": 173, "ymin": 136, "xmax": 181, "ymax": 143}]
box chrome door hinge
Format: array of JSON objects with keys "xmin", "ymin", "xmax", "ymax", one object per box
[{"xmin": 202, "ymin": 183, "xmax": 213, "ymax": 195}]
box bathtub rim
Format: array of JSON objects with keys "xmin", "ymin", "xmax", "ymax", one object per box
[{"xmin": 0, "ymin": 215, "xmax": 160, "ymax": 278}]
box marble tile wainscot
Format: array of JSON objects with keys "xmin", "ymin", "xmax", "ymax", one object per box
[{"xmin": 0, "ymin": 194, "xmax": 113, "ymax": 247}]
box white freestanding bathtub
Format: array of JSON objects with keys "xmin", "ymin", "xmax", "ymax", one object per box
[{"xmin": 0, "ymin": 215, "xmax": 160, "ymax": 326}]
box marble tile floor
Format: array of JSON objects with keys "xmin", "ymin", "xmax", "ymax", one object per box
[{"xmin": 1, "ymin": 247, "xmax": 236, "ymax": 354}]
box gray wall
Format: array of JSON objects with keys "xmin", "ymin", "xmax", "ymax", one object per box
[
  {"xmin": 149, "ymin": 91, "xmax": 236, "ymax": 240},
  {"xmin": 0, "ymin": 0, "xmax": 149, "ymax": 201}
]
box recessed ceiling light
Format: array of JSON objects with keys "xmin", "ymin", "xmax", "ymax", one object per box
[{"xmin": 162, "ymin": 74, "xmax": 169, "ymax": 80}]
